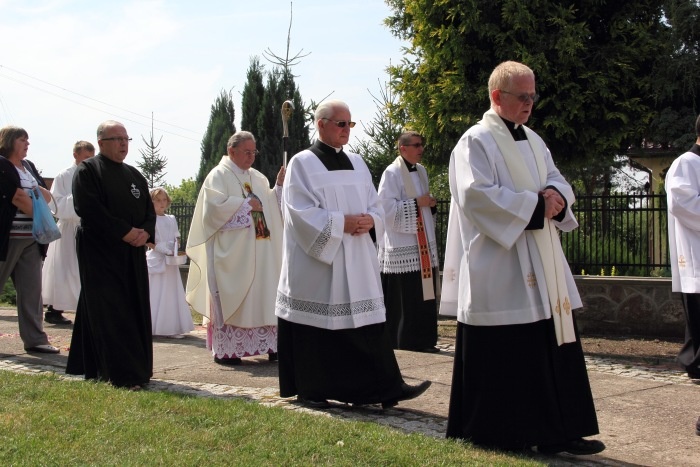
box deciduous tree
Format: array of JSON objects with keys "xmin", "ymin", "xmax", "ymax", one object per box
[{"xmin": 385, "ymin": 0, "xmax": 669, "ymax": 193}]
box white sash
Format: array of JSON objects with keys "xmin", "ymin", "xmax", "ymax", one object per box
[
  {"xmin": 480, "ymin": 109, "xmax": 576, "ymax": 345},
  {"xmin": 394, "ymin": 156, "xmax": 438, "ymax": 301}
]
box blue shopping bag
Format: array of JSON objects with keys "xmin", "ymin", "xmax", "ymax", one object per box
[{"xmin": 30, "ymin": 187, "xmax": 61, "ymax": 244}]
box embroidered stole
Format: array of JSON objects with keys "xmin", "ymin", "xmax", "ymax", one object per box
[
  {"xmin": 480, "ymin": 109, "xmax": 576, "ymax": 345},
  {"xmin": 394, "ymin": 156, "xmax": 437, "ymax": 301}
]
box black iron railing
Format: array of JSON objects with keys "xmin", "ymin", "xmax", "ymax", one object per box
[{"xmin": 171, "ymin": 193, "xmax": 671, "ymax": 277}]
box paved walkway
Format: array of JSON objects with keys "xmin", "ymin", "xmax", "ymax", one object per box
[{"xmin": 1, "ymin": 307, "xmax": 698, "ymax": 466}]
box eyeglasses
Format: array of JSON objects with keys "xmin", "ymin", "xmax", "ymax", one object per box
[
  {"xmin": 402, "ymin": 143, "xmax": 424, "ymax": 148},
  {"xmin": 499, "ymin": 90, "xmax": 540, "ymax": 103},
  {"xmin": 100, "ymin": 137, "xmax": 133, "ymax": 143},
  {"xmin": 321, "ymin": 118, "xmax": 356, "ymax": 128},
  {"xmin": 236, "ymin": 149, "xmax": 259, "ymax": 157}
]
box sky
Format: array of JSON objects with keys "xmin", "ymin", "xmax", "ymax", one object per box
[{"xmin": 0, "ymin": 0, "xmax": 407, "ymax": 185}]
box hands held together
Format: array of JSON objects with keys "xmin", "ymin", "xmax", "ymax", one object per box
[
  {"xmin": 344, "ymin": 213, "xmax": 374, "ymax": 236},
  {"xmin": 541, "ymin": 188, "xmax": 565, "ymax": 219},
  {"xmin": 122, "ymin": 227, "xmax": 150, "ymax": 247},
  {"xmin": 416, "ymin": 194, "xmax": 437, "ymax": 208}
]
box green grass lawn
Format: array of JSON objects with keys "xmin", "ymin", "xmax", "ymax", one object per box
[{"xmin": 0, "ymin": 371, "xmax": 542, "ymax": 466}]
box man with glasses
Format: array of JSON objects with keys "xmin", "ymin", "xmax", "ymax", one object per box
[
  {"xmin": 66, "ymin": 120, "xmax": 156, "ymax": 390},
  {"xmin": 276, "ymin": 100, "xmax": 431, "ymax": 409},
  {"xmin": 441, "ymin": 61, "xmax": 604, "ymax": 454},
  {"xmin": 186, "ymin": 131, "xmax": 284, "ymax": 366},
  {"xmin": 377, "ymin": 131, "xmax": 439, "ymax": 353}
]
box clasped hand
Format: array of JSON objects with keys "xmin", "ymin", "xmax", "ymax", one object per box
[
  {"xmin": 541, "ymin": 188, "xmax": 565, "ymax": 219},
  {"xmin": 344, "ymin": 213, "xmax": 374, "ymax": 236},
  {"xmin": 416, "ymin": 194, "xmax": 436, "ymax": 208},
  {"xmin": 122, "ymin": 227, "xmax": 149, "ymax": 247}
]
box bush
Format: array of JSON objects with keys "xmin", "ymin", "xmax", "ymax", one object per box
[{"xmin": 1, "ymin": 279, "xmax": 16, "ymax": 305}]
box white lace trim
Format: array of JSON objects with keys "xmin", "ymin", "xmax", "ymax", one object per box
[
  {"xmin": 309, "ymin": 216, "xmax": 333, "ymax": 259},
  {"xmin": 207, "ymin": 323, "xmax": 277, "ymax": 358},
  {"xmin": 395, "ymin": 199, "xmax": 418, "ymax": 233},
  {"xmin": 221, "ymin": 201, "xmax": 252, "ymax": 231},
  {"xmin": 378, "ymin": 240, "xmax": 439, "ymax": 273},
  {"xmin": 276, "ymin": 292, "xmax": 384, "ymax": 319}
]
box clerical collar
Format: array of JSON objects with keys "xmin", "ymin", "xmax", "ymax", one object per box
[
  {"xmin": 500, "ymin": 116, "xmax": 528, "ymax": 141},
  {"xmin": 317, "ymin": 139, "xmax": 343, "ymax": 154},
  {"xmin": 690, "ymin": 143, "xmax": 700, "ymax": 158},
  {"xmin": 309, "ymin": 140, "xmax": 354, "ymax": 171},
  {"xmin": 401, "ymin": 156, "xmax": 418, "ymax": 172}
]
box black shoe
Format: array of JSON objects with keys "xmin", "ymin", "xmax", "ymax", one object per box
[
  {"xmin": 687, "ymin": 371, "xmax": 700, "ymax": 380},
  {"xmin": 417, "ymin": 346, "xmax": 440, "ymax": 353},
  {"xmin": 268, "ymin": 352, "xmax": 278, "ymax": 362},
  {"xmin": 381, "ymin": 381, "xmax": 432, "ymax": 409},
  {"xmin": 26, "ymin": 344, "xmax": 60, "ymax": 354},
  {"xmin": 696, "ymin": 416, "xmax": 700, "ymax": 436},
  {"xmin": 214, "ymin": 356, "xmax": 242, "ymax": 366},
  {"xmin": 538, "ymin": 438, "xmax": 606, "ymax": 455},
  {"xmin": 45, "ymin": 312, "xmax": 72, "ymax": 325},
  {"xmin": 297, "ymin": 396, "xmax": 330, "ymax": 409}
]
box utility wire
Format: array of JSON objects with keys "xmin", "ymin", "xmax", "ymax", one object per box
[{"xmin": 0, "ymin": 65, "xmax": 201, "ymax": 142}]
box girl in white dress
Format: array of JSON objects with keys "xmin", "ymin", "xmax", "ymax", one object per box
[{"xmin": 146, "ymin": 188, "xmax": 194, "ymax": 338}]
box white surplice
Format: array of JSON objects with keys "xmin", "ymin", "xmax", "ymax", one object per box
[
  {"xmin": 147, "ymin": 214, "xmax": 194, "ymax": 336},
  {"xmin": 42, "ymin": 164, "xmax": 80, "ymax": 310},
  {"xmin": 275, "ymin": 149, "xmax": 387, "ymax": 330},
  {"xmin": 440, "ymin": 121, "xmax": 582, "ymax": 326},
  {"xmin": 667, "ymin": 149, "xmax": 700, "ymax": 293},
  {"xmin": 377, "ymin": 159, "xmax": 439, "ymax": 274}
]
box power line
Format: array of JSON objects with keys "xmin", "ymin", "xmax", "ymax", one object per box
[
  {"xmin": 0, "ymin": 89, "xmax": 16, "ymax": 124},
  {"xmin": 0, "ymin": 64, "xmax": 201, "ymax": 142}
]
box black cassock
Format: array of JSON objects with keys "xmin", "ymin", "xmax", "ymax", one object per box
[
  {"xmin": 66, "ymin": 154, "xmax": 156, "ymax": 388},
  {"xmin": 277, "ymin": 140, "xmax": 405, "ymax": 405}
]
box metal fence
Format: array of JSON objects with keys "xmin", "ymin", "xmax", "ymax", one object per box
[{"xmin": 171, "ymin": 193, "xmax": 671, "ymax": 277}]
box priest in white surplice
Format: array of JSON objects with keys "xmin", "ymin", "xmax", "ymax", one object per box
[
  {"xmin": 186, "ymin": 131, "xmax": 284, "ymax": 365},
  {"xmin": 441, "ymin": 61, "xmax": 603, "ymax": 455},
  {"xmin": 377, "ymin": 131, "xmax": 439, "ymax": 353},
  {"xmin": 42, "ymin": 140, "xmax": 95, "ymax": 325},
  {"xmin": 666, "ymin": 114, "xmax": 700, "ymax": 381},
  {"xmin": 276, "ymin": 100, "xmax": 431, "ymax": 408}
]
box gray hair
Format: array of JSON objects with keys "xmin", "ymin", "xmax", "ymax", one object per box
[
  {"xmin": 227, "ymin": 130, "xmax": 256, "ymax": 149},
  {"xmin": 96, "ymin": 120, "xmax": 125, "ymax": 138},
  {"xmin": 314, "ymin": 100, "xmax": 350, "ymax": 122},
  {"xmin": 488, "ymin": 61, "xmax": 535, "ymax": 100}
]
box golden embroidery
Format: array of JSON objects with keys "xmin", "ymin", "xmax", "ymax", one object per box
[
  {"xmin": 679, "ymin": 255, "xmax": 687, "ymax": 269},
  {"xmin": 527, "ymin": 272, "xmax": 537, "ymax": 288},
  {"xmin": 563, "ymin": 297, "xmax": 571, "ymax": 315},
  {"xmin": 554, "ymin": 298, "xmax": 561, "ymax": 315}
]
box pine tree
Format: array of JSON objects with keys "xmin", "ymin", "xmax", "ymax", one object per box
[
  {"xmin": 196, "ymin": 89, "xmax": 236, "ymax": 190},
  {"xmin": 137, "ymin": 113, "xmax": 167, "ymax": 188},
  {"xmin": 248, "ymin": 67, "xmax": 310, "ymax": 184},
  {"xmin": 241, "ymin": 57, "xmax": 266, "ymax": 133},
  {"xmin": 349, "ymin": 79, "xmax": 406, "ymax": 188}
]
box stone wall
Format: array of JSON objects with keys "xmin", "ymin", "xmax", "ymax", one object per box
[
  {"xmin": 179, "ymin": 265, "xmax": 686, "ymax": 338},
  {"xmin": 574, "ymin": 276, "xmax": 685, "ymax": 338}
]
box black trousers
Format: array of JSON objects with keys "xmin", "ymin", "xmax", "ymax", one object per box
[{"xmin": 679, "ymin": 293, "xmax": 700, "ymax": 376}]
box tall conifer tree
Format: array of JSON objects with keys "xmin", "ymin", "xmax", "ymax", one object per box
[
  {"xmin": 241, "ymin": 57, "xmax": 266, "ymax": 133},
  {"xmin": 196, "ymin": 89, "xmax": 236, "ymax": 190}
]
